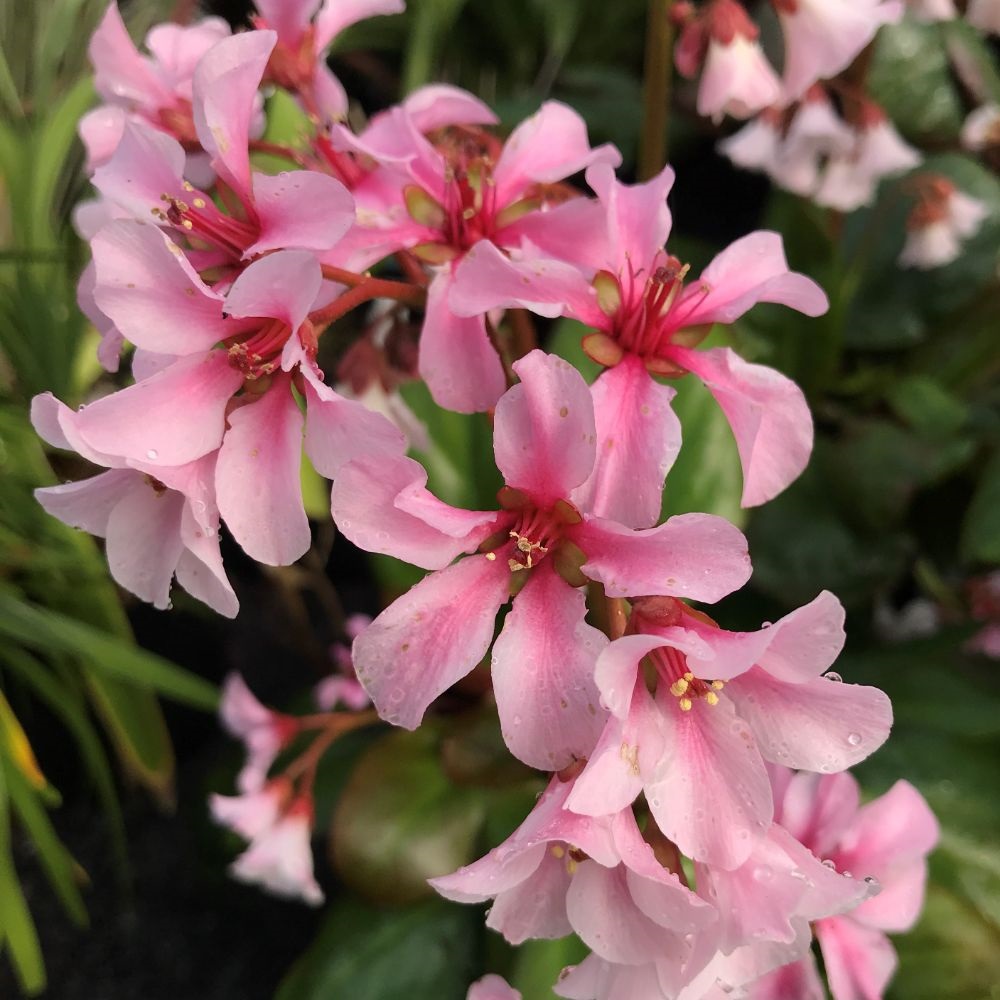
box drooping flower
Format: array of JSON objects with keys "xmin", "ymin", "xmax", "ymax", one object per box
[
  {"xmin": 332, "ymin": 350, "xmax": 751, "ymax": 769},
  {"xmin": 748, "ymin": 769, "xmax": 939, "ymax": 1000},
  {"xmin": 565, "ymin": 592, "xmax": 892, "ymax": 870},
  {"xmin": 316, "ymin": 613, "xmax": 373, "ymax": 711},
  {"xmin": 900, "ymin": 175, "xmax": 989, "ymax": 269},
  {"xmin": 452, "ymin": 163, "xmax": 827, "ymax": 515}
]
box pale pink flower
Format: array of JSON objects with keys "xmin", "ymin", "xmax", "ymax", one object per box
[
  {"xmin": 220, "ymin": 674, "xmax": 300, "ymax": 793},
  {"xmin": 211, "ymin": 780, "xmax": 288, "ymax": 840},
  {"xmin": 772, "ymin": 89, "xmax": 855, "ymax": 196},
  {"xmin": 452, "ymin": 163, "xmax": 827, "ymax": 514},
  {"xmin": 467, "ymin": 975, "xmax": 521, "ymax": 1000},
  {"xmin": 967, "ymin": 0, "xmax": 1000, "ymax": 33},
  {"xmin": 718, "ymin": 110, "xmax": 784, "ymax": 176},
  {"xmin": 431, "ymin": 776, "xmax": 714, "ymax": 982},
  {"xmin": 815, "ymin": 106, "xmax": 921, "ymax": 212},
  {"xmin": 30, "ymin": 393, "xmax": 238, "ymax": 617},
  {"xmin": 907, "ymin": 0, "xmax": 958, "ymax": 20},
  {"xmin": 758, "ymin": 770, "xmax": 939, "ymax": 1000},
  {"xmin": 566, "ymin": 593, "xmax": 892, "ymax": 870},
  {"xmin": 81, "ymin": 2, "xmax": 232, "ymax": 172},
  {"xmin": 900, "ymin": 178, "xmax": 989, "ymax": 269},
  {"xmin": 961, "ymin": 103, "xmax": 1000, "ymax": 151},
  {"xmin": 316, "ymin": 614, "xmax": 372, "ymax": 711},
  {"xmin": 253, "ymin": 0, "xmax": 404, "ymax": 120},
  {"xmin": 332, "ymin": 351, "xmax": 751, "ymax": 769},
  {"xmin": 677, "ymin": 0, "xmax": 782, "ymax": 121},
  {"xmin": 329, "ymin": 100, "xmax": 619, "ymax": 412},
  {"xmin": 774, "ymin": 0, "xmax": 903, "ymax": 105},
  {"xmin": 229, "ymin": 798, "xmax": 324, "ymax": 906}
]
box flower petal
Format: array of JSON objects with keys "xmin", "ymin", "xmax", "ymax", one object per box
[
  {"xmin": 675, "ymin": 346, "xmax": 814, "ymax": 507},
  {"xmin": 492, "ymin": 562, "xmax": 608, "ymax": 769},
  {"xmin": 224, "ymin": 250, "xmax": 322, "ymax": 331},
  {"xmin": 35, "ymin": 469, "xmax": 136, "ymax": 538},
  {"xmin": 216, "ymin": 379, "xmax": 310, "ymax": 565},
  {"xmin": 494, "ymin": 350, "xmax": 596, "ymax": 504},
  {"xmin": 352, "ymin": 554, "xmax": 512, "ymax": 729},
  {"xmin": 486, "ymin": 849, "xmax": 575, "ymax": 944},
  {"xmin": 89, "ymin": 2, "xmax": 173, "ymax": 108},
  {"xmin": 816, "ymin": 917, "xmax": 897, "ymax": 1000},
  {"xmin": 725, "ymin": 668, "xmax": 892, "ymax": 772},
  {"xmin": 572, "ymin": 512, "xmax": 751, "ymax": 602},
  {"xmin": 571, "ymin": 357, "xmax": 681, "ymax": 529},
  {"xmin": 313, "ymin": 0, "xmax": 405, "ymax": 51},
  {"xmin": 76, "ymin": 351, "xmax": 243, "ymax": 466}
]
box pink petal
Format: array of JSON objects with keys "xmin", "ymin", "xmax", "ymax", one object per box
[
  {"xmin": 494, "ymin": 350, "xmax": 596, "ymax": 504},
  {"xmin": 143, "ymin": 19, "xmax": 232, "ymax": 90},
  {"xmin": 76, "ymin": 351, "xmax": 243, "ymax": 466},
  {"xmin": 177, "ymin": 504, "xmax": 239, "ymax": 618},
  {"xmin": 675, "ymin": 232, "xmax": 828, "ymax": 327},
  {"xmin": 89, "ymin": 2, "xmax": 173, "ymax": 108},
  {"xmin": 79, "ymin": 105, "xmax": 127, "ymax": 172},
  {"xmin": 311, "ymin": 62, "xmax": 350, "ymax": 121},
  {"xmin": 646, "ymin": 695, "xmax": 772, "ymax": 869},
  {"xmin": 449, "ymin": 239, "xmax": 601, "ymax": 324},
  {"xmin": 400, "ymin": 84, "xmax": 498, "ymax": 132},
  {"xmin": 248, "ymin": 170, "xmax": 355, "ymax": 257},
  {"xmin": 837, "ymin": 779, "xmax": 938, "ymax": 871},
  {"xmin": 698, "ymin": 38, "xmax": 782, "ymax": 121},
  {"xmin": 192, "ymin": 30, "xmax": 276, "ymax": 197},
  {"xmin": 330, "ymin": 453, "xmax": 500, "ymax": 570},
  {"xmin": 492, "ymin": 101, "xmax": 621, "ymax": 206},
  {"xmin": 675, "ymin": 347, "xmax": 814, "ymax": 507},
  {"xmin": 313, "ymin": 0, "xmax": 405, "ymax": 51},
  {"xmin": 486, "ymin": 849, "xmax": 575, "ymax": 944},
  {"xmin": 91, "ymin": 221, "xmax": 236, "ymax": 354},
  {"xmin": 224, "ymin": 250, "xmax": 322, "ymax": 332},
  {"xmin": 35, "ymin": 469, "xmax": 136, "ymax": 537},
  {"xmin": 725, "ymin": 668, "xmax": 893, "ymax": 772},
  {"xmin": 31, "ymin": 392, "xmax": 121, "ymax": 467},
  {"xmin": 492, "ymin": 562, "xmax": 608, "ymax": 769},
  {"xmin": 301, "ymin": 369, "xmax": 405, "ymax": 476},
  {"xmin": 849, "ymin": 859, "xmax": 928, "ymax": 933},
  {"xmin": 467, "ymin": 974, "xmax": 522, "ymax": 1000},
  {"xmin": 566, "ymin": 862, "xmax": 672, "ymax": 965},
  {"xmin": 419, "ymin": 272, "xmax": 508, "ymax": 413},
  {"xmin": 498, "ymin": 196, "xmax": 610, "ymax": 271},
  {"xmin": 777, "ymin": 770, "xmax": 860, "ymax": 860},
  {"xmin": 105, "ymin": 478, "xmax": 186, "ymax": 609},
  {"xmin": 571, "ymin": 357, "xmax": 681, "ymax": 529},
  {"xmin": 593, "ymin": 634, "xmax": 669, "ymax": 718},
  {"xmin": 744, "ymin": 956, "xmax": 825, "ymax": 1000},
  {"xmin": 216, "ymin": 380, "xmax": 310, "ymax": 565},
  {"xmin": 92, "ymin": 120, "xmax": 187, "ymax": 219},
  {"xmin": 816, "ymin": 917, "xmax": 898, "ymax": 1000},
  {"xmin": 571, "ymin": 512, "xmax": 751, "ymax": 602},
  {"xmin": 254, "ymin": 0, "xmax": 320, "ymax": 44},
  {"xmin": 585, "ymin": 162, "xmax": 675, "ymax": 270},
  {"xmin": 351, "ymin": 554, "xmax": 512, "ymax": 729},
  {"xmin": 429, "ymin": 842, "xmax": 547, "ymax": 904}
]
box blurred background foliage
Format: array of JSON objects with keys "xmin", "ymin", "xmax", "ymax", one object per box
[{"xmin": 1, "ymin": 0, "xmax": 998, "ymax": 997}]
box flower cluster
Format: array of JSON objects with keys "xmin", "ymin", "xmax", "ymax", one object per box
[{"xmin": 31, "ymin": 2, "xmax": 943, "ymax": 997}]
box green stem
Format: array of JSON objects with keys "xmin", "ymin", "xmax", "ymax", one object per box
[{"xmin": 638, "ymin": 0, "xmax": 674, "ymax": 180}]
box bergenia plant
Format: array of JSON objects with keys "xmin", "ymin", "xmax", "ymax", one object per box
[{"xmin": 26, "ymin": 0, "xmax": 986, "ymax": 996}]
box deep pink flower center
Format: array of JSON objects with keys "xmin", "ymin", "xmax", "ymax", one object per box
[
  {"xmin": 649, "ymin": 644, "xmax": 725, "ymax": 712},
  {"xmin": 439, "ymin": 159, "xmax": 500, "ymax": 252},
  {"xmin": 158, "ymin": 186, "xmax": 258, "ymax": 260},
  {"xmin": 482, "ymin": 492, "xmax": 584, "ymax": 582},
  {"xmin": 226, "ymin": 318, "xmax": 292, "ymax": 379}
]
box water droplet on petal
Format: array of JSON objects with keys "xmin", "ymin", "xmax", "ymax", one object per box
[
  {"xmin": 146, "ymin": 449, "xmax": 159, "ymax": 460},
  {"xmin": 825, "ymin": 671, "xmax": 843, "ymax": 683},
  {"xmin": 822, "ymin": 859, "xmax": 837, "ymax": 870},
  {"xmin": 847, "ymin": 732, "xmax": 862, "ymax": 746}
]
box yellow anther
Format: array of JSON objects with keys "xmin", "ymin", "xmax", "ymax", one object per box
[
  {"xmin": 679, "ymin": 697, "xmax": 693, "ymax": 712},
  {"xmin": 485, "ymin": 552, "xmax": 497, "ymax": 561},
  {"xmin": 705, "ymin": 692, "xmax": 720, "ymax": 706},
  {"xmin": 566, "ymin": 858, "xmax": 578, "ymax": 875},
  {"xmin": 711, "ymin": 680, "xmax": 725, "ymax": 691},
  {"xmin": 669, "ymin": 678, "xmax": 689, "ymax": 697},
  {"xmin": 683, "ymin": 671, "xmax": 694, "ymax": 682},
  {"xmin": 550, "ymin": 845, "xmax": 565, "ymax": 859},
  {"xmin": 181, "ymin": 219, "xmax": 194, "ymax": 230},
  {"xmin": 193, "ymin": 197, "xmax": 207, "ymax": 209}
]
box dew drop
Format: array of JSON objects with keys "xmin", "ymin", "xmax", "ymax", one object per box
[
  {"xmin": 824, "ymin": 671, "xmax": 843, "ymax": 683},
  {"xmin": 847, "ymin": 732, "xmax": 862, "ymax": 747},
  {"xmin": 146, "ymin": 449, "xmax": 159, "ymax": 460},
  {"xmin": 753, "ymin": 864, "xmax": 773, "ymax": 883},
  {"xmin": 822, "ymin": 859, "xmax": 837, "ymax": 870}
]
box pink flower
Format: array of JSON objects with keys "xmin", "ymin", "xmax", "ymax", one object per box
[
  {"xmin": 228, "ymin": 797, "xmax": 325, "ymax": 906},
  {"xmin": 900, "ymin": 176, "xmax": 989, "ymax": 270},
  {"xmin": 757, "ymin": 770, "xmax": 939, "ymax": 1000},
  {"xmin": 331, "ymin": 100, "xmax": 619, "ymax": 411},
  {"xmin": 219, "ymin": 674, "xmax": 300, "ymax": 793},
  {"xmin": 82, "ymin": 2, "xmax": 232, "ymax": 172},
  {"xmin": 211, "ymin": 780, "xmax": 288, "ymax": 840},
  {"xmin": 30, "ymin": 393, "xmax": 238, "ymax": 617},
  {"xmin": 967, "ymin": 0, "xmax": 1000, "ymax": 33},
  {"xmin": 452, "ymin": 164, "xmax": 827, "ymax": 513},
  {"xmin": 566, "ymin": 592, "xmax": 892, "ymax": 870},
  {"xmin": 69, "ymin": 226, "xmax": 404, "ymax": 566},
  {"xmin": 332, "ymin": 350, "xmax": 750, "ymax": 769},
  {"xmin": 316, "ymin": 614, "xmax": 372, "ymax": 711},
  {"xmin": 252, "ymin": 0, "xmax": 404, "ymax": 120},
  {"xmin": 961, "ymin": 103, "xmax": 1000, "ymax": 152},
  {"xmin": 677, "ymin": 0, "xmax": 782, "ymax": 121},
  {"xmin": 774, "ymin": 0, "xmax": 903, "ymax": 105},
  {"xmin": 814, "ymin": 104, "xmax": 921, "ymax": 212},
  {"xmin": 467, "ymin": 975, "xmax": 521, "ymax": 1000},
  {"xmin": 718, "ymin": 110, "xmax": 784, "ymax": 177},
  {"xmin": 431, "ymin": 776, "xmax": 714, "ymax": 977}
]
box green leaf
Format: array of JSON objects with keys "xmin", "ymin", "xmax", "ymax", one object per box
[
  {"xmin": 886, "ymin": 375, "xmax": 968, "ymax": 438},
  {"xmin": 961, "ymin": 449, "xmax": 1000, "ymax": 564},
  {"xmin": 331, "ymin": 727, "xmax": 487, "ymax": 904},
  {"xmin": 276, "ymin": 895, "xmax": 478, "ymax": 1000},
  {"xmin": 0, "ymin": 593, "xmax": 218, "ymax": 711},
  {"xmin": 509, "ymin": 935, "xmax": 588, "ymax": 999}
]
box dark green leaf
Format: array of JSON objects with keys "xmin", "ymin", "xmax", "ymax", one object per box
[{"xmin": 961, "ymin": 450, "xmax": 1000, "ymax": 564}]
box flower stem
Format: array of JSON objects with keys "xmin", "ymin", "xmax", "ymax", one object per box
[{"xmin": 638, "ymin": 0, "xmax": 675, "ymax": 181}]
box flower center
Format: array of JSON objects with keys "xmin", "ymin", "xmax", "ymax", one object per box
[
  {"xmin": 156, "ymin": 184, "xmax": 258, "ymax": 260},
  {"xmin": 649, "ymin": 644, "xmax": 725, "ymax": 712}
]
